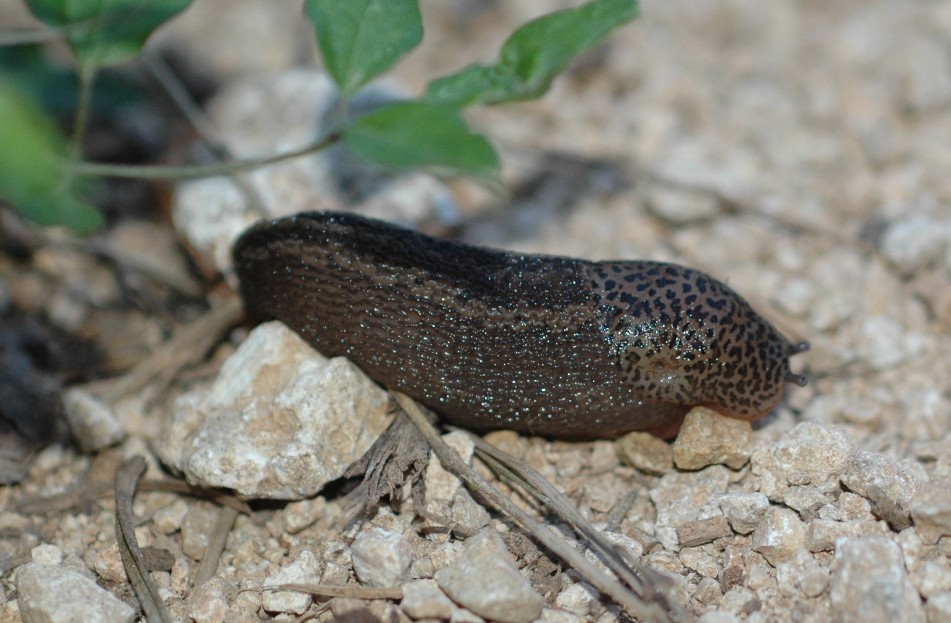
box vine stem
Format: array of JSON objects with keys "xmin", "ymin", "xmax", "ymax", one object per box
[
  {"xmin": 68, "ymin": 62, "xmax": 96, "ymax": 166},
  {"xmin": 0, "ymin": 28, "xmax": 61, "ymax": 45},
  {"xmin": 71, "ymin": 132, "xmax": 343, "ymax": 180}
]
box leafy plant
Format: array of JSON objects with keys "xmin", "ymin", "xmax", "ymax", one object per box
[
  {"xmin": 304, "ymin": 0, "xmax": 422, "ymax": 97},
  {"xmin": 0, "ymin": 0, "xmax": 639, "ymax": 232},
  {"xmin": 307, "ymin": 0, "xmax": 638, "ymax": 178},
  {"xmin": 23, "ymin": 0, "xmax": 191, "ymax": 70},
  {"xmin": 2, "ymin": 0, "xmax": 191, "ymax": 232},
  {"xmin": 0, "ymin": 82, "xmax": 102, "ymax": 232},
  {"xmin": 425, "ymin": 0, "xmax": 638, "ymax": 107},
  {"xmin": 344, "ymin": 102, "xmax": 500, "ymax": 179}
]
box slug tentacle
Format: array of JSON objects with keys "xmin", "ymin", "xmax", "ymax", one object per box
[{"xmin": 233, "ymin": 211, "xmax": 807, "ymax": 439}]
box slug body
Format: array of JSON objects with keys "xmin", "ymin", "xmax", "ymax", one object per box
[{"xmin": 233, "ymin": 211, "xmax": 806, "ymax": 439}]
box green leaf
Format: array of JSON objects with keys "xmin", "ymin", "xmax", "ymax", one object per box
[
  {"xmin": 426, "ymin": 0, "xmax": 638, "ymax": 107},
  {"xmin": 343, "ymin": 101, "xmax": 499, "ymax": 179},
  {"xmin": 24, "ymin": 0, "xmax": 191, "ymax": 69},
  {"xmin": 0, "ymin": 81, "xmax": 103, "ymax": 233},
  {"xmin": 304, "ymin": 0, "xmax": 422, "ymax": 96},
  {"xmin": 0, "ymin": 46, "xmax": 147, "ymax": 120}
]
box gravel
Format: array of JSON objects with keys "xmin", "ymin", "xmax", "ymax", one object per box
[
  {"xmin": 15, "ymin": 563, "xmax": 135, "ymax": 623},
  {"xmin": 435, "ymin": 529, "xmax": 546, "ymax": 623},
  {"xmin": 2, "ymin": 1, "xmax": 951, "ymax": 622}
]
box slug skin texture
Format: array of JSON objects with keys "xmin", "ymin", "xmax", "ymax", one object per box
[{"xmin": 233, "ymin": 211, "xmax": 807, "ymax": 439}]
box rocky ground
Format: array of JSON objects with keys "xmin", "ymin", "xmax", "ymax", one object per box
[{"xmin": 2, "ymin": 1, "xmax": 951, "ymax": 622}]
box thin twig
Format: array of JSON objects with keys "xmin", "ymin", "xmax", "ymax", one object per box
[
  {"xmin": 193, "ymin": 506, "xmax": 239, "ymax": 588},
  {"xmin": 141, "ymin": 50, "xmax": 225, "ymax": 151},
  {"xmin": 463, "ymin": 431, "xmax": 681, "ymax": 610},
  {"xmin": 395, "ymin": 393, "xmax": 691, "ymax": 623},
  {"xmin": 140, "ymin": 50, "xmax": 269, "ymax": 218},
  {"xmin": 15, "ymin": 475, "xmax": 251, "ymax": 515},
  {"xmin": 101, "ymin": 297, "xmax": 244, "ymax": 403},
  {"xmin": 71, "ymin": 132, "xmax": 342, "ymax": 180},
  {"xmin": 115, "ymin": 456, "xmax": 178, "ymax": 623},
  {"xmin": 262, "ymin": 583, "xmax": 403, "ymax": 601}
]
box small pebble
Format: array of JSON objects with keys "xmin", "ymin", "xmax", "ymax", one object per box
[
  {"xmin": 694, "ymin": 576, "xmax": 723, "ymax": 605},
  {"xmin": 829, "ymin": 536, "xmax": 924, "ymax": 623},
  {"xmin": 282, "ymin": 497, "xmax": 328, "ymax": 534},
  {"xmin": 807, "ymin": 518, "xmax": 888, "ymax": 553},
  {"xmin": 435, "ymin": 529, "xmax": 545, "ymax": 623},
  {"xmin": 840, "ymin": 451, "xmax": 925, "ymax": 529},
  {"xmin": 912, "ymin": 560, "xmax": 951, "ymax": 599},
  {"xmin": 751, "ymin": 507, "xmax": 806, "ymax": 565},
  {"xmin": 451, "ymin": 488, "xmax": 492, "ymax": 531},
  {"xmin": 452, "ymin": 606, "xmax": 490, "ymax": 622},
  {"xmin": 106, "ymin": 220, "xmax": 201, "ymax": 296},
  {"xmin": 719, "ymin": 492, "xmax": 770, "ymax": 534},
  {"xmin": 838, "ymin": 491, "xmax": 876, "ymax": 521},
  {"xmin": 186, "ymin": 576, "xmax": 230, "ymax": 623},
  {"xmin": 92, "ymin": 542, "xmax": 127, "ymax": 584},
  {"xmin": 601, "ymin": 530, "xmax": 645, "ymax": 562},
  {"xmin": 679, "ymin": 548, "xmax": 720, "ymax": 578},
  {"xmin": 554, "ymin": 582, "xmax": 599, "ymax": 617},
  {"xmin": 616, "ymin": 431, "xmax": 673, "ymax": 475},
  {"xmin": 719, "ymin": 565, "xmax": 745, "ymax": 593},
  {"xmin": 910, "ymin": 481, "xmax": 951, "ymax": 544},
  {"xmin": 898, "ymin": 527, "xmax": 924, "ymax": 572},
  {"xmin": 152, "ymin": 499, "xmax": 189, "ymax": 535},
  {"xmin": 781, "ymin": 486, "xmax": 829, "ymax": 518},
  {"xmin": 746, "ymin": 563, "xmax": 776, "ymax": 592},
  {"xmin": 720, "ymin": 585, "xmax": 757, "ymax": 615},
  {"xmin": 430, "ymin": 541, "xmax": 464, "ymax": 572},
  {"xmin": 650, "ymin": 467, "xmax": 731, "ymax": 550},
  {"xmin": 16, "ymin": 563, "xmax": 135, "ymax": 623},
  {"xmin": 401, "ymin": 579, "xmax": 456, "ymax": 620},
  {"xmin": 671, "ymin": 407, "xmax": 753, "ymax": 470},
  {"xmin": 648, "ymin": 550, "xmax": 685, "ymax": 576},
  {"xmin": 751, "ymin": 422, "xmax": 854, "ymax": 499},
  {"xmin": 925, "ymin": 591, "xmax": 951, "ymax": 623},
  {"xmin": 30, "ymin": 544, "xmax": 64, "ymax": 566},
  {"xmin": 328, "ymin": 597, "xmax": 382, "ymax": 621},
  {"xmin": 799, "ymin": 567, "xmax": 829, "ymax": 598},
  {"xmin": 880, "ymin": 216, "xmax": 951, "ymax": 274},
  {"xmin": 61, "ymin": 388, "xmax": 125, "ymax": 452},
  {"xmin": 589, "ymin": 441, "xmax": 619, "ymax": 472},
  {"xmin": 351, "ymin": 526, "xmax": 413, "ymax": 588},
  {"xmin": 316, "ymin": 539, "xmax": 352, "ymax": 586},
  {"xmin": 262, "ymin": 550, "xmax": 320, "ymax": 614}
]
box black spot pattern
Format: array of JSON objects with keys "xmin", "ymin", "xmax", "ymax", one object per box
[
  {"xmin": 587, "ymin": 262, "xmax": 794, "ymax": 423},
  {"xmin": 233, "ymin": 211, "xmax": 803, "ymax": 439}
]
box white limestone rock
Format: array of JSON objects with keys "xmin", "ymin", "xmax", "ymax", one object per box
[{"xmin": 156, "ymin": 321, "xmax": 392, "ymax": 499}]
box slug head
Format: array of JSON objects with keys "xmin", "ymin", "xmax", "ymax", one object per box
[{"xmin": 589, "ymin": 261, "xmax": 806, "ymax": 421}]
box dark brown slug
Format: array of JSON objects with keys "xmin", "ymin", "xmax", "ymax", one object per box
[{"xmin": 233, "ymin": 211, "xmax": 807, "ymax": 439}]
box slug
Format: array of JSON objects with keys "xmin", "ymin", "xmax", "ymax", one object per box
[{"xmin": 232, "ymin": 211, "xmax": 807, "ymax": 439}]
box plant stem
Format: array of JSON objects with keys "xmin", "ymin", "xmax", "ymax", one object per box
[
  {"xmin": 0, "ymin": 29, "xmax": 61, "ymax": 45},
  {"xmin": 71, "ymin": 132, "xmax": 343, "ymax": 180},
  {"xmin": 68, "ymin": 63, "xmax": 96, "ymax": 166}
]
